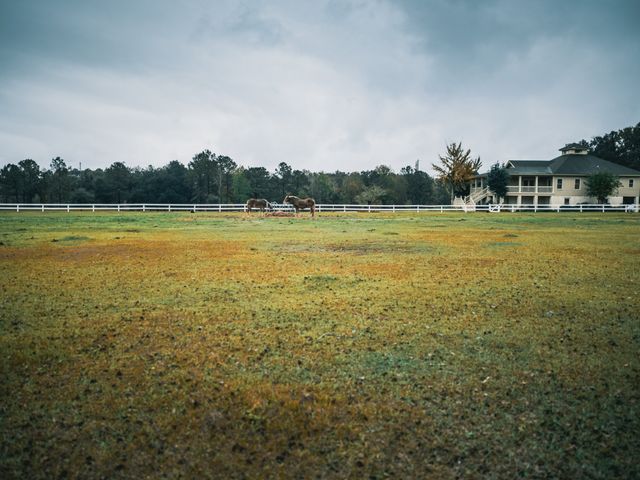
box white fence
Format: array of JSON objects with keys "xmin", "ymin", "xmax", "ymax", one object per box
[{"xmin": 0, "ymin": 203, "xmax": 638, "ymax": 213}]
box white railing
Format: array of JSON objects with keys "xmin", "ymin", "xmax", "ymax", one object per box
[
  {"xmin": 506, "ymin": 186, "xmax": 553, "ymax": 193},
  {"xmin": 0, "ymin": 203, "xmax": 637, "ymax": 213},
  {"xmin": 0, "ymin": 203, "xmax": 245, "ymax": 212},
  {"xmin": 480, "ymin": 204, "xmax": 639, "ymax": 213},
  {"xmin": 468, "ymin": 186, "xmax": 490, "ymax": 204}
]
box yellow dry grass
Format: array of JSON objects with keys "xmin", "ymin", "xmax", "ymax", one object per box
[{"xmin": 1, "ymin": 211, "xmax": 639, "ymax": 479}]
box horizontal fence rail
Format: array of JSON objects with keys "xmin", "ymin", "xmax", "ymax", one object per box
[{"xmin": 0, "ymin": 203, "xmax": 638, "ymax": 213}]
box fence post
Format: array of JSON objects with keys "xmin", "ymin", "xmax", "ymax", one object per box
[
  {"xmin": 67, "ymin": 204, "xmax": 70, "ymax": 212},
  {"xmin": 142, "ymin": 204, "xmax": 146, "ymax": 212},
  {"xmin": 579, "ymin": 205, "xmax": 582, "ymax": 213},
  {"xmin": 368, "ymin": 204, "xmax": 371, "ymax": 213},
  {"xmin": 117, "ymin": 204, "xmax": 120, "ymax": 212},
  {"xmin": 17, "ymin": 204, "xmax": 19, "ymax": 212},
  {"xmin": 392, "ymin": 205, "xmax": 395, "ymax": 212},
  {"xmin": 168, "ymin": 205, "xmax": 171, "ymax": 212},
  {"xmin": 41, "ymin": 204, "xmax": 45, "ymax": 212},
  {"xmin": 218, "ymin": 204, "xmax": 221, "ymax": 212},
  {"xmin": 440, "ymin": 205, "xmax": 443, "ymax": 213},
  {"xmin": 602, "ymin": 204, "xmax": 605, "ymax": 213},
  {"xmin": 92, "ymin": 204, "xmax": 95, "ymax": 212}
]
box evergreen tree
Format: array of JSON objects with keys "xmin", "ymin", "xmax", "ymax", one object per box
[
  {"xmin": 586, "ymin": 172, "xmax": 621, "ymax": 204},
  {"xmin": 275, "ymin": 162, "xmax": 293, "ymax": 198},
  {"xmin": 487, "ymin": 163, "xmax": 509, "ymax": 201},
  {"xmin": 49, "ymin": 157, "xmax": 72, "ymax": 202},
  {"xmin": 217, "ymin": 155, "xmax": 237, "ymax": 203},
  {"xmin": 18, "ymin": 159, "xmax": 41, "ymax": 202},
  {"xmin": 0, "ymin": 164, "xmax": 22, "ymax": 202},
  {"xmin": 189, "ymin": 150, "xmax": 218, "ymax": 202},
  {"xmin": 105, "ymin": 162, "xmax": 131, "ymax": 203}
]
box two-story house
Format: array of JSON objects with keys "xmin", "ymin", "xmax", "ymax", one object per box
[{"xmin": 470, "ymin": 144, "xmax": 640, "ymax": 206}]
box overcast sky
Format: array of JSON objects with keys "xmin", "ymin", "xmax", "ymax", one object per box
[{"xmin": 1, "ymin": 0, "xmax": 638, "ymax": 174}]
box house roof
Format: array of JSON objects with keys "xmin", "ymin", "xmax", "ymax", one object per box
[
  {"xmin": 549, "ymin": 154, "xmax": 640, "ymax": 175},
  {"xmin": 476, "ymin": 154, "xmax": 640, "ymax": 177},
  {"xmin": 506, "ymin": 160, "xmax": 553, "ymax": 175}
]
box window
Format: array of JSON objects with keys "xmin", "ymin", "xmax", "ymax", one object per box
[
  {"xmin": 574, "ymin": 178, "xmax": 581, "ymax": 190},
  {"xmin": 564, "ymin": 198, "xmax": 570, "ymax": 205},
  {"xmin": 556, "ymin": 178, "xmax": 563, "ymax": 190},
  {"xmin": 630, "ymin": 179, "xmax": 634, "ymax": 188}
]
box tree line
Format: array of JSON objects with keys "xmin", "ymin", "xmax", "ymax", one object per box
[
  {"xmin": 2, "ymin": 122, "xmax": 636, "ymax": 204},
  {"xmin": 0, "ymin": 151, "xmax": 450, "ymax": 205}
]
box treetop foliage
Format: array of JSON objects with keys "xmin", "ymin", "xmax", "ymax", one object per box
[
  {"xmin": 576, "ymin": 122, "xmax": 640, "ymax": 171},
  {"xmin": 432, "ymin": 142, "xmax": 481, "ymax": 201}
]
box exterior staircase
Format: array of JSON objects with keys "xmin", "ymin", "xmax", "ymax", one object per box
[
  {"xmin": 454, "ymin": 187, "xmax": 492, "ymax": 212},
  {"xmin": 467, "ymin": 186, "xmax": 491, "ymax": 205}
]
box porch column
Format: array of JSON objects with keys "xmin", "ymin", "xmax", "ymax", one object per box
[
  {"xmin": 518, "ymin": 176, "xmax": 522, "ymax": 192},
  {"xmin": 534, "ymin": 176, "xmax": 539, "ymax": 207},
  {"xmin": 535, "ymin": 176, "xmax": 539, "ymax": 193}
]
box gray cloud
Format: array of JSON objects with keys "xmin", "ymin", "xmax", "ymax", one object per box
[{"xmin": 0, "ymin": 0, "xmax": 638, "ymax": 174}]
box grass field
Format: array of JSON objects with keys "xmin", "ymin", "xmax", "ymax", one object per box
[{"xmin": 1, "ymin": 211, "xmax": 639, "ymax": 479}]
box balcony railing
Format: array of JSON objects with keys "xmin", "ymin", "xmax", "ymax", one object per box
[{"xmin": 506, "ymin": 186, "xmax": 553, "ymax": 193}]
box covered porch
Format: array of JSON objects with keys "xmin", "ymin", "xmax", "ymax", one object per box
[
  {"xmin": 506, "ymin": 176, "xmax": 553, "ymax": 194},
  {"xmin": 470, "ymin": 175, "xmax": 554, "ymax": 206}
]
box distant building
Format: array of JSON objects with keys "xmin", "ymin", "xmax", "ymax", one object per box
[{"xmin": 470, "ymin": 144, "xmax": 640, "ymax": 206}]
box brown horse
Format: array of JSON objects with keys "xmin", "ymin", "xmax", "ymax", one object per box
[
  {"xmin": 283, "ymin": 195, "xmax": 316, "ymax": 217},
  {"xmin": 245, "ymin": 198, "xmax": 272, "ymax": 213}
]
